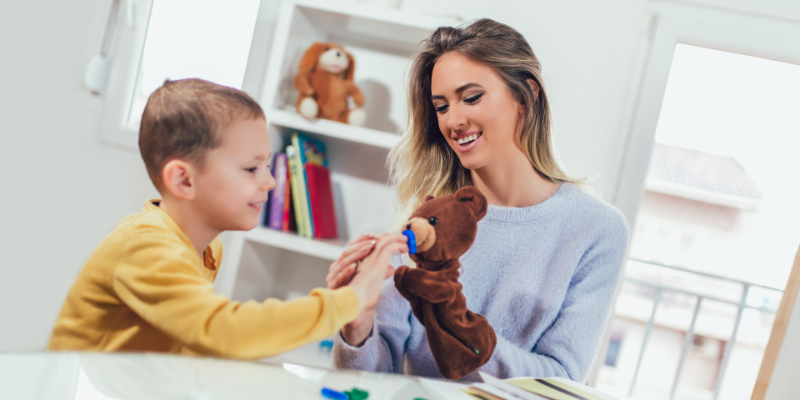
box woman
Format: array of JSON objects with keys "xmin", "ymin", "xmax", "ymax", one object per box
[{"xmin": 327, "ymin": 19, "xmax": 628, "ymax": 382}]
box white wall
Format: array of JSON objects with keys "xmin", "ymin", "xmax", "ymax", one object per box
[{"xmin": 0, "ymin": 1, "xmax": 159, "ymax": 351}]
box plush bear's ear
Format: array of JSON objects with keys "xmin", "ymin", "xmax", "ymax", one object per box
[
  {"xmin": 454, "ymin": 186, "xmax": 487, "ymax": 220},
  {"xmin": 345, "ymin": 51, "xmax": 356, "ymax": 81},
  {"xmin": 299, "ymin": 42, "xmax": 325, "ymax": 72},
  {"xmin": 424, "ymin": 195, "xmax": 435, "ymax": 202}
]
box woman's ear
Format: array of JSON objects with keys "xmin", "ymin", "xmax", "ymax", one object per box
[
  {"xmin": 345, "ymin": 51, "xmax": 356, "ymax": 81},
  {"xmin": 161, "ymin": 159, "xmax": 196, "ymax": 201},
  {"xmin": 518, "ymin": 78, "xmax": 540, "ymax": 115},
  {"xmin": 527, "ymin": 78, "xmax": 539, "ymax": 102}
]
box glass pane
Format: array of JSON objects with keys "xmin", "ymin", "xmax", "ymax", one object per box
[
  {"xmin": 600, "ymin": 44, "xmax": 800, "ymax": 400},
  {"xmin": 126, "ymin": 0, "xmax": 261, "ymax": 128}
]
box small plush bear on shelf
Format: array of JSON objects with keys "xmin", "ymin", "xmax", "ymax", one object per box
[
  {"xmin": 293, "ymin": 41, "xmax": 366, "ymax": 126},
  {"xmin": 394, "ymin": 186, "xmax": 497, "ymax": 380}
]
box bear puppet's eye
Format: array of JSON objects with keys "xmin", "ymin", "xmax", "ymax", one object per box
[{"xmin": 429, "ymin": 216, "xmax": 438, "ymax": 226}]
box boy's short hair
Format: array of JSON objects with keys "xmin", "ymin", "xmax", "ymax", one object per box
[{"xmin": 139, "ymin": 78, "xmax": 265, "ymax": 191}]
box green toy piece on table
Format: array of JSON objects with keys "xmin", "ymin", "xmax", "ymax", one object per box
[{"xmin": 344, "ymin": 387, "xmax": 369, "ymax": 400}]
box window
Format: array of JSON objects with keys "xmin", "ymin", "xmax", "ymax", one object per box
[{"xmin": 95, "ymin": 0, "xmax": 278, "ymax": 147}]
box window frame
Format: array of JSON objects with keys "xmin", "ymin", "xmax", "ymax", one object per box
[
  {"xmin": 95, "ymin": 0, "xmax": 280, "ymax": 149},
  {"xmin": 610, "ymin": 1, "xmax": 800, "ymax": 228}
]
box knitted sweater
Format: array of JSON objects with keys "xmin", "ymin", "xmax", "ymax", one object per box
[{"xmin": 333, "ymin": 183, "xmax": 629, "ymax": 382}]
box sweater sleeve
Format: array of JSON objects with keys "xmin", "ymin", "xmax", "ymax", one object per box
[
  {"xmin": 480, "ymin": 216, "xmax": 629, "ymax": 381},
  {"xmin": 112, "ymin": 227, "xmax": 360, "ymax": 359},
  {"xmin": 333, "ymin": 256, "xmax": 412, "ymax": 373}
]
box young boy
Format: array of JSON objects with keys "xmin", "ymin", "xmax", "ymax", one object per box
[{"xmin": 48, "ymin": 79, "xmax": 407, "ymax": 358}]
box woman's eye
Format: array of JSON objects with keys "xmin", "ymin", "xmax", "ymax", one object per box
[
  {"xmin": 429, "ymin": 216, "xmax": 438, "ymax": 226},
  {"xmin": 434, "ymin": 104, "xmax": 449, "ymax": 114},
  {"xmin": 464, "ymin": 93, "xmax": 483, "ymax": 104},
  {"xmin": 245, "ymin": 167, "xmax": 257, "ymax": 173}
]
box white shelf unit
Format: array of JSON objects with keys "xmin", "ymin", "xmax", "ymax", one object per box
[{"xmin": 215, "ymin": 0, "xmax": 457, "ymax": 307}]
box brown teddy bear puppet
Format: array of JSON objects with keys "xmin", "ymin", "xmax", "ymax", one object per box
[
  {"xmin": 294, "ymin": 42, "xmax": 366, "ymax": 125},
  {"xmin": 394, "ymin": 186, "xmax": 497, "ymax": 380}
]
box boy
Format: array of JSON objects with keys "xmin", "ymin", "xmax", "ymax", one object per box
[{"xmin": 48, "ymin": 79, "xmax": 407, "ymax": 358}]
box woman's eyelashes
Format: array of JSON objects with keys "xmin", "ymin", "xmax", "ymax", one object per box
[
  {"xmin": 245, "ymin": 167, "xmax": 258, "ymax": 173},
  {"xmin": 464, "ymin": 93, "xmax": 483, "ymax": 104},
  {"xmin": 433, "ymin": 93, "xmax": 484, "ymax": 114}
]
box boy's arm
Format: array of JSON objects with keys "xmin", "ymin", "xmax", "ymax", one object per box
[{"xmin": 113, "ymin": 228, "xmax": 360, "ymax": 359}]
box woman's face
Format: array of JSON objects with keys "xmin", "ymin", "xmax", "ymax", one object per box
[{"xmin": 430, "ymin": 51, "xmax": 525, "ymax": 171}]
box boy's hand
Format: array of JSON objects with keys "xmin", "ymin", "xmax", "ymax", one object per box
[
  {"xmin": 340, "ymin": 233, "xmax": 408, "ymax": 346},
  {"xmin": 326, "ymin": 233, "xmax": 377, "ymax": 290}
]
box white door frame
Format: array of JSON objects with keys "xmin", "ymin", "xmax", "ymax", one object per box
[{"xmin": 611, "ymin": 1, "xmax": 800, "ymax": 227}]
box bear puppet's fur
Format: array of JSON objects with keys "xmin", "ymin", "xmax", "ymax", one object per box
[
  {"xmin": 293, "ymin": 42, "xmax": 366, "ymax": 125},
  {"xmin": 394, "ymin": 186, "xmax": 497, "ymax": 380}
]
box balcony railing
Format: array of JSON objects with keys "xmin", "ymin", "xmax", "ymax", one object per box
[{"xmin": 621, "ymin": 258, "xmax": 782, "ymax": 400}]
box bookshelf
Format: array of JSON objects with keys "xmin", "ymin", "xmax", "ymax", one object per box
[{"xmin": 214, "ymin": 0, "xmax": 458, "ymax": 307}]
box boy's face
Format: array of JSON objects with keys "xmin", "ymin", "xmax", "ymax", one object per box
[{"xmin": 193, "ymin": 116, "xmax": 275, "ymax": 232}]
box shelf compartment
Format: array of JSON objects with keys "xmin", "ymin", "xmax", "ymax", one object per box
[
  {"xmin": 243, "ymin": 226, "xmax": 347, "ymax": 261},
  {"xmin": 268, "ymin": 108, "xmax": 401, "ymax": 150}
]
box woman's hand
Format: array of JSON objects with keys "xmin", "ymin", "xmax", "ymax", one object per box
[
  {"xmin": 327, "ymin": 233, "xmax": 376, "ymax": 289},
  {"xmin": 331, "ymin": 233, "xmax": 408, "ymax": 347}
]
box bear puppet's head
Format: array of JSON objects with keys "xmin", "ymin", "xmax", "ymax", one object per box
[{"xmin": 404, "ymin": 186, "xmax": 487, "ymax": 267}]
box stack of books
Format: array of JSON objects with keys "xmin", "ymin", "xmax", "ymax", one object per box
[{"xmin": 259, "ymin": 132, "xmax": 338, "ymax": 239}]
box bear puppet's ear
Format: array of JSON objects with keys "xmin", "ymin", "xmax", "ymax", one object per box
[
  {"xmin": 299, "ymin": 42, "xmax": 326, "ymax": 72},
  {"xmin": 345, "ymin": 51, "xmax": 356, "ymax": 81},
  {"xmin": 424, "ymin": 195, "xmax": 435, "ymax": 202},
  {"xmin": 454, "ymin": 186, "xmax": 488, "ymax": 220}
]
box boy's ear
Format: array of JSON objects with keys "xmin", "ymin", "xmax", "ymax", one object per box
[{"xmin": 161, "ymin": 159, "xmax": 196, "ymax": 201}]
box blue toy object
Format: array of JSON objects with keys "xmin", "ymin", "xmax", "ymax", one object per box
[
  {"xmin": 321, "ymin": 387, "xmax": 348, "ymax": 400},
  {"xmin": 402, "ymin": 229, "xmax": 417, "ymax": 254}
]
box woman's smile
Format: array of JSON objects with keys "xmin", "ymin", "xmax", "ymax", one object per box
[{"xmin": 452, "ymin": 130, "xmax": 483, "ymax": 153}]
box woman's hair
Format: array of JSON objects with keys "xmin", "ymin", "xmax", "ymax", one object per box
[{"xmin": 388, "ymin": 18, "xmax": 580, "ymax": 225}]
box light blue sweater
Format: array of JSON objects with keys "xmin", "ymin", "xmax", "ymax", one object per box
[{"xmin": 333, "ymin": 183, "xmax": 629, "ymax": 382}]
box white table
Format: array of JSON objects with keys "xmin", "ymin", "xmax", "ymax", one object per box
[{"xmin": 0, "ymin": 352, "xmax": 476, "ymax": 400}]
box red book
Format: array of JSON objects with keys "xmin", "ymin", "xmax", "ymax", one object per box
[
  {"xmin": 282, "ymin": 164, "xmax": 295, "ymax": 232},
  {"xmin": 304, "ymin": 163, "xmax": 338, "ymax": 238}
]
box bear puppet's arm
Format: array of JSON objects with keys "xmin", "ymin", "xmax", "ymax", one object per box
[
  {"xmin": 395, "ymin": 267, "xmax": 456, "ymax": 304},
  {"xmin": 346, "ymin": 81, "xmax": 365, "ymax": 106},
  {"xmin": 294, "ymin": 71, "xmax": 316, "ymax": 96}
]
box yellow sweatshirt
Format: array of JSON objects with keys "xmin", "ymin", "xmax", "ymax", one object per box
[{"xmin": 48, "ymin": 200, "xmax": 359, "ymax": 358}]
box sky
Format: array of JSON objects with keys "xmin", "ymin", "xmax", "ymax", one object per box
[{"xmin": 653, "ymin": 44, "xmax": 800, "ymax": 288}]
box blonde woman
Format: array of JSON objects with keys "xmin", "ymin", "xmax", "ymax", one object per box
[{"xmin": 328, "ymin": 19, "xmax": 628, "ymax": 382}]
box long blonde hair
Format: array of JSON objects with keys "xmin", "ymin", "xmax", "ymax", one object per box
[{"xmin": 389, "ymin": 19, "xmax": 580, "ymax": 226}]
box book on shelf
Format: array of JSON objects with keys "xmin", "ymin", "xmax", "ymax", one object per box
[
  {"xmin": 295, "ymin": 132, "xmax": 337, "ymax": 239},
  {"xmin": 287, "ymin": 138, "xmax": 313, "ymax": 238},
  {"xmin": 282, "ymin": 162, "xmax": 296, "ymax": 232},
  {"xmin": 267, "ymin": 153, "xmax": 287, "ymax": 230},
  {"xmin": 305, "ymin": 163, "xmax": 338, "ymax": 238}
]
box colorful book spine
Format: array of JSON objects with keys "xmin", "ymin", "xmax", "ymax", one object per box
[
  {"xmin": 287, "ymin": 137, "xmax": 313, "ymax": 238},
  {"xmin": 267, "ymin": 153, "xmax": 287, "ymax": 230},
  {"xmin": 295, "ymin": 132, "xmax": 328, "ymax": 236},
  {"xmin": 282, "ymin": 163, "xmax": 293, "ymax": 232},
  {"xmin": 305, "ymin": 163, "xmax": 338, "ymax": 238}
]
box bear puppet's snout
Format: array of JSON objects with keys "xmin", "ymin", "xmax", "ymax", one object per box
[{"xmin": 406, "ymin": 217, "xmax": 436, "ymax": 253}]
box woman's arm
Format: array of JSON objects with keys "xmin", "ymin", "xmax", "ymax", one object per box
[
  {"xmin": 480, "ymin": 220, "xmax": 629, "ymax": 381},
  {"xmin": 333, "ymin": 255, "xmax": 413, "ymax": 374}
]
